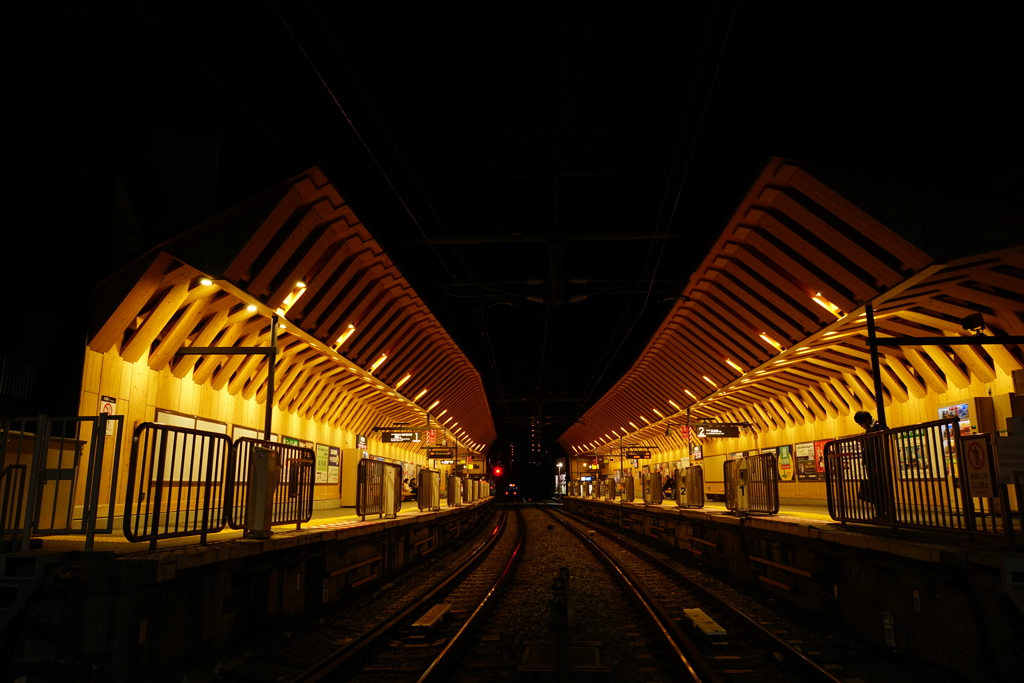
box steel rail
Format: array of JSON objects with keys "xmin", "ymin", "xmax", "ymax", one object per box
[
  {"xmin": 543, "ymin": 507, "xmax": 710, "ymax": 683},
  {"xmin": 290, "ymin": 505, "xmax": 511, "ymax": 683},
  {"xmin": 416, "ymin": 505, "xmax": 525, "ymax": 682},
  {"xmin": 558, "ymin": 505, "xmax": 845, "ymax": 683}
]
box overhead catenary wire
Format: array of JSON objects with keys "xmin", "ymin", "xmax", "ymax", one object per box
[
  {"xmin": 272, "ymin": 0, "xmax": 511, "ymax": 437},
  {"xmin": 303, "ymin": 0, "xmax": 515, "ymax": 432},
  {"xmin": 569, "ymin": 1, "xmax": 738, "ymax": 424}
]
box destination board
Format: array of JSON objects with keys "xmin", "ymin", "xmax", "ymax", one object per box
[
  {"xmin": 380, "ymin": 430, "xmax": 422, "ymax": 443},
  {"xmin": 693, "ymin": 424, "xmax": 739, "ymax": 439}
]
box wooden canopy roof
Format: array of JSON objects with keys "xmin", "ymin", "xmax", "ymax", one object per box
[
  {"xmin": 90, "ymin": 168, "xmax": 496, "ymax": 452},
  {"xmin": 558, "ymin": 158, "xmax": 1024, "ymax": 454}
]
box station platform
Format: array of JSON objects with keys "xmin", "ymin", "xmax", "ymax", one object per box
[
  {"xmin": 30, "ymin": 500, "xmax": 432, "ymax": 556},
  {"xmin": 2, "ymin": 498, "xmax": 497, "ymax": 682}
]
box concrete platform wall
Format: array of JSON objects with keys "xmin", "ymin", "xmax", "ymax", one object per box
[
  {"xmin": 564, "ymin": 497, "xmax": 1023, "ymax": 683},
  {"xmin": 4, "ymin": 501, "xmax": 493, "ymax": 681}
]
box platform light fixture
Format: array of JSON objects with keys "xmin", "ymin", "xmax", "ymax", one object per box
[
  {"xmin": 414, "ymin": 388, "xmax": 428, "ymax": 402},
  {"xmin": 684, "ymin": 389, "xmax": 697, "ymax": 399},
  {"xmin": 395, "ymin": 373, "xmax": 411, "ymax": 390},
  {"xmin": 246, "ymin": 304, "xmax": 257, "ymax": 312},
  {"xmin": 812, "ymin": 293, "xmax": 844, "ymax": 318},
  {"xmin": 668, "ymin": 400, "xmax": 681, "ymax": 411},
  {"xmin": 369, "ymin": 354, "xmax": 388, "ymax": 373},
  {"xmin": 443, "ymin": 416, "xmax": 453, "ymax": 424},
  {"xmin": 725, "ymin": 359, "xmax": 744, "ymax": 373},
  {"xmin": 629, "ymin": 421, "xmax": 638, "ymax": 429},
  {"xmin": 652, "ymin": 408, "xmax": 664, "ymax": 418},
  {"xmin": 427, "ymin": 400, "xmax": 440, "ymax": 411},
  {"xmin": 335, "ymin": 324, "xmax": 356, "ymax": 347},
  {"xmin": 759, "ymin": 333, "xmax": 784, "ymax": 352},
  {"xmin": 702, "ymin": 375, "xmax": 718, "ymax": 387},
  {"xmin": 640, "ymin": 416, "xmax": 650, "ymax": 424},
  {"xmin": 200, "ymin": 278, "xmax": 213, "ymax": 286},
  {"xmin": 436, "ymin": 409, "xmax": 447, "ymax": 417}
]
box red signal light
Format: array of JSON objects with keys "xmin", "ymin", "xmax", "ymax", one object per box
[{"xmin": 493, "ymin": 466, "xmax": 503, "ymax": 476}]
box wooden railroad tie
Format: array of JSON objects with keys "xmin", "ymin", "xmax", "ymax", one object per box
[
  {"xmin": 683, "ymin": 608, "xmax": 726, "ymax": 636},
  {"xmin": 412, "ymin": 603, "xmax": 451, "ymax": 629}
]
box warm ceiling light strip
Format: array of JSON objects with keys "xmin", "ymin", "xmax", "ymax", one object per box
[
  {"xmin": 414, "ymin": 388, "xmax": 428, "ymax": 402},
  {"xmin": 759, "ymin": 333, "xmax": 784, "ymax": 352},
  {"xmin": 812, "ymin": 293, "xmax": 844, "ymax": 319},
  {"xmin": 369, "ymin": 354, "xmax": 388, "ymax": 373},
  {"xmin": 335, "ymin": 324, "xmax": 356, "ymax": 347},
  {"xmin": 395, "ymin": 373, "xmax": 411, "ymax": 389}
]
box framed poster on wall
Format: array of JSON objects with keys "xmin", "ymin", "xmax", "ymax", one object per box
[
  {"xmin": 328, "ymin": 446, "xmax": 340, "ymax": 484},
  {"xmin": 315, "ymin": 444, "xmax": 330, "ymax": 483}
]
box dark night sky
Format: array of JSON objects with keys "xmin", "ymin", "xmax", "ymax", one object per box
[{"xmin": 4, "ymin": 2, "xmax": 1021, "ymax": 479}]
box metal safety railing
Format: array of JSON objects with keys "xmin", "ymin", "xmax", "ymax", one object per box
[
  {"xmin": 227, "ymin": 438, "xmax": 315, "ymax": 530},
  {"xmin": 0, "ymin": 464, "xmax": 26, "ymax": 552},
  {"xmin": 621, "ymin": 475, "xmax": 635, "ymax": 503},
  {"xmin": 1, "ymin": 414, "xmax": 123, "ymax": 551},
  {"xmin": 418, "ymin": 469, "xmax": 441, "ymax": 511},
  {"xmin": 675, "ymin": 465, "xmax": 705, "ymax": 509},
  {"xmin": 356, "ymin": 458, "xmax": 401, "ymax": 520},
  {"xmin": 447, "ymin": 474, "xmax": 464, "ymax": 506},
  {"xmin": 642, "ymin": 472, "xmax": 663, "ymax": 505},
  {"xmin": 124, "ymin": 422, "xmax": 231, "ymax": 548},
  {"xmin": 824, "ymin": 418, "xmax": 1012, "ymax": 540},
  {"xmin": 724, "ymin": 452, "xmax": 779, "ymax": 515}
]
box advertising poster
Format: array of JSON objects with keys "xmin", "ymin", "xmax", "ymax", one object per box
[
  {"xmin": 814, "ymin": 440, "xmax": 832, "ymax": 479},
  {"xmin": 315, "ymin": 444, "xmax": 330, "ymax": 483},
  {"xmin": 795, "ymin": 441, "xmax": 821, "ymax": 481},
  {"xmin": 939, "ymin": 402, "xmax": 972, "ymax": 436},
  {"xmin": 896, "ymin": 429, "xmax": 944, "ymax": 480},
  {"xmin": 690, "ymin": 444, "xmax": 703, "ymax": 460},
  {"xmin": 775, "ymin": 445, "xmax": 796, "ymax": 482},
  {"xmin": 328, "ymin": 446, "xmax": 340, "ymax": 484}
]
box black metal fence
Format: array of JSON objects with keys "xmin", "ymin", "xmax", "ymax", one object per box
[
  {"xmin": 356, "ymin": 458, "xmax": 401, "ymax": 520},
  {"xmin": 227, "ymin": 437, "xmax": 315, "ymax": 530},
  {"xmin": 1, "ymin": 415, "xmax": 122, "ymax": 551},
  {"xmin": 724, "ymin": 452, "xmax": 779, "ymax": 515},
  {"xmin": 124, "ymin": 422, "xmax": 231, "ymax": 548},
  {"xmin": 824, "ymin": 418, "xmax": 1011, "ymax": 540}
]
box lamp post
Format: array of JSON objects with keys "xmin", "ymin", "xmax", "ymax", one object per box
[{"xmin": 556, "ymin": 462, "xmax": 563, "ymax": 496}]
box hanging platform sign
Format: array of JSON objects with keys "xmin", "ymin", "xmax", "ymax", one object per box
[
  {"xmin": 626, "ymin": 450, "xmax": 652, "ymax": 459},
  {"xmin": 693, "ymin": 424, "xmax": 739, "ymax": 439},
  {"xmin": 427, "ymin": 447, "xmax": 456, "ymax": 457},
  {"xmin": 380, "ymin": 430, "xmax": 422, "ymax": 443}
]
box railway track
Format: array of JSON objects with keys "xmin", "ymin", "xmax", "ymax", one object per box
[
  {"xmin": 546, "ymin": 504, "xmax": 853, "ymax": 683},
  {"xmin": 223, "ymin": 502, "xmax": 948, "ymax": 683},
  {"xmin": 292, "ymin": 504, "xmax": 524, "ymax": 683}
]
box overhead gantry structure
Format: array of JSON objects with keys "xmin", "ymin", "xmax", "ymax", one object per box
[
  {"xmin": 559, "ymin": 158, "xmax": 1024, "ymax": 457},
  {"xmin": 88, "ymin": 167, "xmax": 496, "ymax": 454}
]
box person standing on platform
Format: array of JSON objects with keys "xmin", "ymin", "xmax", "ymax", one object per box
[{"xmin": 854, "ymin": 411, "xmax": 888, "ymax": 521}]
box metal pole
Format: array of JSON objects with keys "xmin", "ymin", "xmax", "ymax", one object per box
[
  {"xmin": 686, "ymin": 407, "xmax": 691, "ymax": 459},
  {"xmin": 265, "ymin": 315, "xmax": 278, "ymax": 441},
  {"xmin": 865, "ymin": 303, "xmax": 887, "ymax": 428}
]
